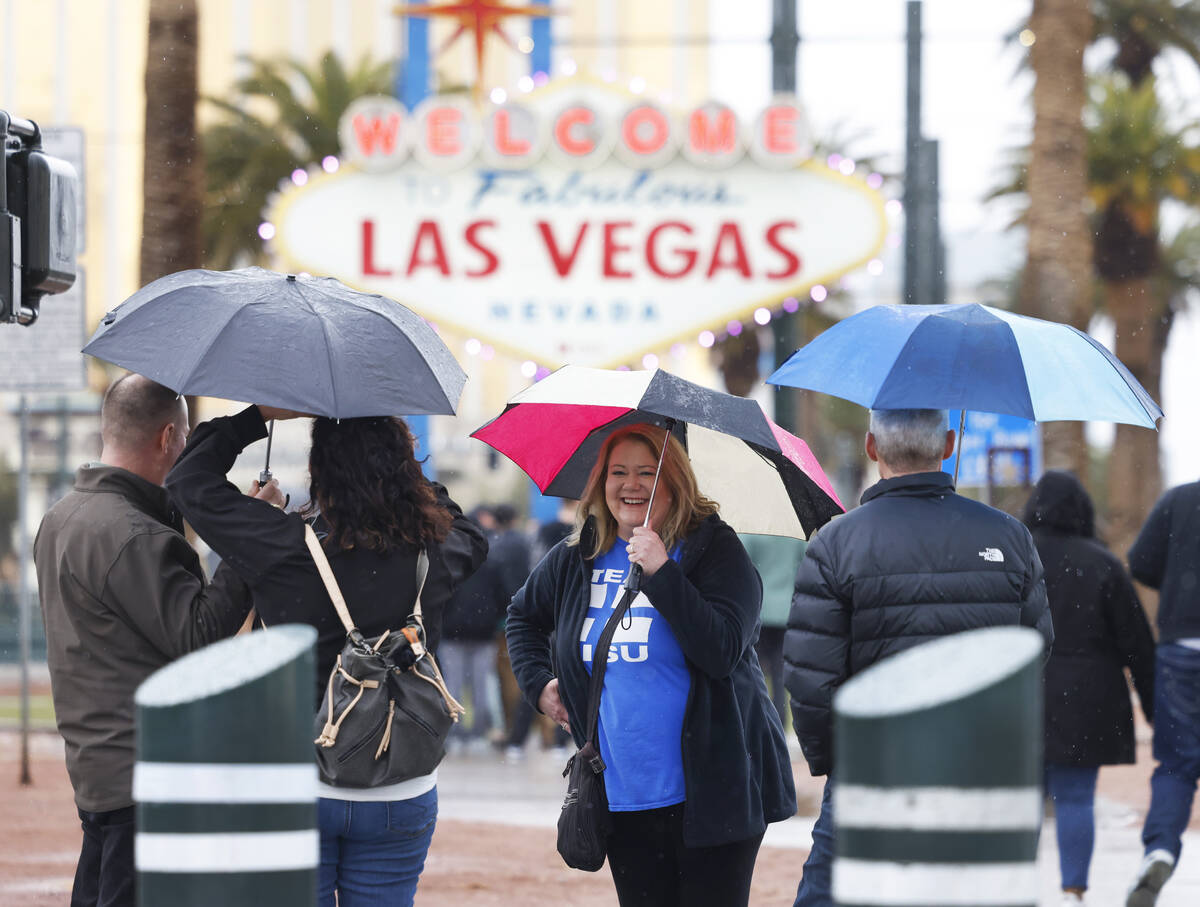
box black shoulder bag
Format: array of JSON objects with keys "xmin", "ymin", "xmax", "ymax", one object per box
[
  {"xmin": 557, "ymin": 583, "xmax": 638, "ymax": 872},
  {"xmin": 304, "ymin": 525, "xmax": 465, "ymax": 787}
]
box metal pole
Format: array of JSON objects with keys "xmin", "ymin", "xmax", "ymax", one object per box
[
  {"xmin": 903, "ymin": 0, "xmax": 922, "ymax": 305},
  {"xmin": 18, "ymin": 393, "xmax": 32, "ymax": 785},
  {"xmin": 833, "ymin": 627, "xmax": 1043, "ymax": 906},
  {"xmin": 770, "ymin": 0, "xmax": 801, "ymax": 434}
]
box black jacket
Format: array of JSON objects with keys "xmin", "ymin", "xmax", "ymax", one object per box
[
  {"xmin": 505, "ymin": 514, "xmax": 797, "ymax": 848},
  {"xmin": 166, "ymin": 407, "xmax": 489, "ymax": 703},
  {"xmin": 1023, "ymin": 471, "xmax": 1154, "ymax": 765},
  {"xmin": 785, "ymin": 471, "xmax": 1054, "ymax": 777},
  {"xmin": 1129, "ymin": 480, "xmax": 1200, "ymax": 642}
]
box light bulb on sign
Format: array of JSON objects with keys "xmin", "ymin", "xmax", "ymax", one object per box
[
  {"xmin": 810, "ymin": 285, "xmax": 827, "ymax": 303},
  {"xmin": 257, "ymin": 222, "xmax": 276, "ymax": 240},
  {"xmin": 782, "ymin": 297, "xmax": 800, "ymax": 313},
  {"xmin": 698, "ymin": 331, "xmax": 715, "ymax": 348},
  {"xmin": 291, "ymin": 168, "xmax": 308, "ymax": 185},
  {"xmin": 465, "ymin": 338, "xmax": 482, "ymax": 356},
  {"xmin": 490, "ymin": 88, "xmax": 507, "ymax": 105},
  {"xmin": 321, "ymin": 155, "xmax": 339, "ymax": 173},
  {"xmin": 642, "ymin": 353, "xmax": 658, "ymax": 369},
  {"xmin": 520, "ymin": 360, "xmax": 537, "ymax": 378},
  {"xmin": 754, "ymin": 308, "xmax": 771, "ymax": 325},
  {"xmin": 867, "ymin": 259, "xmax": 884, "ymax": 276},
  {"xmin": 727, "ymin": 321, "xmax": 743, "ymax": 337}
]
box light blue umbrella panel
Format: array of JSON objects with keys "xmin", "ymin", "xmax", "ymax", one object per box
[{"xmin": 768, "ymin": 303, "xmax": 1161, "ymax": 429}]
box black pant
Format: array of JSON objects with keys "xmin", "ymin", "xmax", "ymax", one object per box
[
  {"xmin": 755, "ymin": 625, "xmax": 788, "ymax": 726},
  {"xmin": 606, "ymin": 804, "xmax": 763, "ymax": 907},
  {"xmin": 72, "ymin": 806, "xmax": 135, "ymax": 907}
]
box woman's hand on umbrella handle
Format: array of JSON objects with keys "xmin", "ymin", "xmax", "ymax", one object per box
[
  {"xmin": 249, "ymin": 478, "xmax": 288, "ymax": 509},
  {"xmin": 628, "ymin": 525, "xmax": 668, "ymax": 577},
  {"xmin": 256, "ymin": 405, "xmax": 310, "ymax": 422},
  {"xmin": 538, "ymin": 678, "xmax": 570, "ymax": 733}
]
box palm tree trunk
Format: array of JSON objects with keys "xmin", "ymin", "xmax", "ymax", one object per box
[
  {"xmin": 1105, "ymin": 277, "xmax": 1164, "ymax": 558},
  {"xmin": 141, "ymin": 0, "xmax": 204, "ymax": 425},
  {"xmin": 1020, "ymin": 0, "xmax": 1093, "ymax": 479}
]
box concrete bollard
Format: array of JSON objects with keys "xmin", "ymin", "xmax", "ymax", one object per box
[
  {"xmin": 133, "ymin": 624, "xmax": 318, "ymax": 907},
  {"xmin": 832, "ymin": 626, "xmax": 1044, "ymax": 907}
]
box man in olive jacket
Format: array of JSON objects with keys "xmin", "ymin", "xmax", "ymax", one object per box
[
  {"xmin": 34, "ymin": 375, "xmax": 267, "ymax": 907},
  {"xmin": 784, "ymin": 409, "xmax": 1053, "ymax": 907}
]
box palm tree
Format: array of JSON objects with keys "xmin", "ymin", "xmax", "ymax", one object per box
[
  {"xmin": 202, "ymin": 52, "xmax": 394, "ymax": 269},
  {"xmin": 1093, "ymin": 0, "xmax": 1200, "ymax": 85},
  {"xmin": 1087, "ymin": 76, "xmax": 1200, "ymax": 550},
  {"xmin": 141, "ymin": 0, "xmax": 204, "ymax": 425},
  {"xmin": 1020, "ymin": 0, "xmax": 1093, "ymax": 478},
  {"xmin": 141, "ymin": 0, "xmax": 204, "ymax": 287}
]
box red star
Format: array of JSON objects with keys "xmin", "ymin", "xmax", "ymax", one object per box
[{"xmin": 395, "ymin": 1, "xmax": 556, "ymax": 100}]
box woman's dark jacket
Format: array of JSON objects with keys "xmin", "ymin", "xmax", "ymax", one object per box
[
  {"xmin": 166, "ymin": 407, "xmax": 489, "ymax": 703},
  {"xmin": 1023, "ymin": 471, "xmax": 1155, "ymax": 765},
  {"xmin": 505, "ymin": 513, "xmax": 797, "ymax": 848}
]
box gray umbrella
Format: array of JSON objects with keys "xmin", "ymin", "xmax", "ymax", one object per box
[{"xmin": 82, "ymin": 267, "xmax": 466, "ymax": 419}]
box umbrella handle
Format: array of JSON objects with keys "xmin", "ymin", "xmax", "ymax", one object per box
[
  {"xmin": 259, "ymin": 419, "xmax": 275, "ymax": 486},
  {"xmin": 952, "ymin": 410, "xmax": 966, "ymax": 487},
  {"xmin": 622, "ymin": 419, "xmax": 676, "ymax": 596}
]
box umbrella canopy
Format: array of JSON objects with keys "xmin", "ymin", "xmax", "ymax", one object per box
[
  {"xmin": 471, "ymin": 366, "xmax": 844, "ymax": 539},
  {"xmin": 767, "ymin": 303, "xmax": 1162, "ymax": 428},
  {"xmin": 82, "ymin": 267, "xmax": 466, "ymax": 418}
]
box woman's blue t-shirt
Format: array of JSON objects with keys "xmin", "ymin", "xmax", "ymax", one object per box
[{"xmin": 579, "ymin": 544, "xmax": 691, "ymax": 811}]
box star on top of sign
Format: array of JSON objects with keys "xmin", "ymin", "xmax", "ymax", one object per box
[{"xmin": 394, "ymin": 1, "xmax": 555, "ymax": 100}]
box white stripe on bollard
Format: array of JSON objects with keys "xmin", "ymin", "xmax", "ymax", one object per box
[
  {"xmin": 833, "ymin": 859, "xmax": 1038, "ymax": 906},
  {"xmin": 834, "ymin": 785, "xmax": 1042, "ymax": 830},
  {"xmin": 136, "ymin": 830, "xmax": 319, "ymax": 873},
  {"xmin": 133, "ymin": 763, "xmax": 317, "ymax": 803}
]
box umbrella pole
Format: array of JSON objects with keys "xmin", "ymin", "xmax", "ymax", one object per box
[
  {"xmin": 259, "ymin": 420, "xmax": 275, "ymax": 486},
  {"xmin": 952, "ymin": 410, "xmax": 966, "ymax": 486},
  {"xmin": 624, "ymin": 419, "xmax": 676, "ymax": 594}
]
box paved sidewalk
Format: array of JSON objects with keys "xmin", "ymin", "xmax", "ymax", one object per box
[{"xmin": 438, "ymin": 745, "xmax": 1200, "ymax": 906}]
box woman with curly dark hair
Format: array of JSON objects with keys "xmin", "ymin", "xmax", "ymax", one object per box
[{"xmin": 166, "ymin": 405, "xmax": 487, "ymax": 907}]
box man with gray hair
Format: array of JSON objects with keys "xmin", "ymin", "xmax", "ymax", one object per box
[
  {"xmin": 784, "ymin": 408, "xmax": 1053, "ymax": 907},
  {"xmin": 34, "ymin": 373, "xmax": 277, "ymax": 907}
]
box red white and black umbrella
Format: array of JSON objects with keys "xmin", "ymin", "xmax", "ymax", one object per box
[{"xmin": 471, "ymin": 366, "xmax": 844, "ymax": 539}]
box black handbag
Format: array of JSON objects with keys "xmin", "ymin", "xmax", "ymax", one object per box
[
  {"xmin": 304, "ymin": 524, "xmax": 465, "ymax": 787},
  {"xmin": 557, "ymin": 583, "xmax": 637, "ymax": 871}
]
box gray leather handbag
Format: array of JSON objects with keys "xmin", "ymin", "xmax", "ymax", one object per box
[{"xmin": 305, "ymin": 524, "xmax": 464, "ymax": 787}]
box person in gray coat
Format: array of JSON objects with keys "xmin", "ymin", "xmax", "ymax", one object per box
[
  {"xmin": 34, "ymin": 375, "xmax": 266, "ymax": 907},
  {"xmin": 783, "ymin": 408, "xmax": 1053, "ymax": 907}
]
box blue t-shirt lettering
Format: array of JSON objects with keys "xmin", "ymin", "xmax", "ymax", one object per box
[{"xmin": 579, "ymin": 545, "xmax": 690, "ymax": 811}]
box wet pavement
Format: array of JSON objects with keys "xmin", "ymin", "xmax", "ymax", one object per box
[{"xmin": 438, "ymin": 739, "xmax": 1200, "ymax": 906}]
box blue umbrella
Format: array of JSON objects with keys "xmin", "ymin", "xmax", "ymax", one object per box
[{"xmin": 767, "ymin": 303, "xmax": 1162, "ymax": 428}]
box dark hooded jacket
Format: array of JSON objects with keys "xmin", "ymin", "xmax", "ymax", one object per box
[
  {"xmin": 505, "ymin": 513, "xmax": 796, "ymax": 848},
  {"xmin": 1128, "ymin": 479, "xmax": 1200, "ymax": 642},
  {"xmin": 1023, "ymin": 471, "xmax": 1155, "ymax": 765}
]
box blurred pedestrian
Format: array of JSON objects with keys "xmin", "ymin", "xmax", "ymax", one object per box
[
  {"xmin": 34, "ymin": 374, "xmax": 258, "ymax": 907},
  {"xmin": 507, "ymin": 424, "xmax": 795, "ymax": 906},
  {"xmin": 740, "ymin": 533, "xmax": 807, "ymax": 726},
  {"xmin": 1022, "ymin": 471, "xmax": 1155, "ymax": 905},
  {"xmin": 441, "ymin": 508, "xmax": 508, "ymax": 749},
  {"xmin": 1125, "ymin": 477, "xmax": 1200, "ymax": 907},
  {"xmin": 785, "ymin": 408, "xmax": 1053, "ymax": 906},
  {"xmin": 166, "ymin": 406, "xmax": 487, "ymax": 907}
]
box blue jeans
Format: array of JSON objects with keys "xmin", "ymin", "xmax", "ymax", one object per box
[
  {"xmin": 1044, "ymin": 763, "xmax": 1099, "ymax": 889},
  {"xmin": 1143, "ymin": 643, "xmax": 1200, "ymax": 861},
  {"xmin": 794, "ymin": 778, "xmax": 834, "ymax": 906},
  {"xmin": 317, "ymin": 788, "xmax": 438, "ymax": 907}
]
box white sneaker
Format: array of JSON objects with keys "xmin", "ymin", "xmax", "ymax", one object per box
[
  {"xmin": 1060, "ymin": 892, "xmax": 1083, "ymax": 906},
  {"xmin": 503, "ymin": 745, "xmax": 524, "ymax": 763},
  {"xmin": 1127, "ymin": 849, "xmax": 1175, "ymax": 907}
]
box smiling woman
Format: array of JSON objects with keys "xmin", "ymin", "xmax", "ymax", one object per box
[{"xmin": 504, "ymin": 422, "xmax": 797, "ymax": 907}]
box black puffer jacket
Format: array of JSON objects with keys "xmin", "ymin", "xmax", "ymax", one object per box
[
  {"xmin": 505, "ymin": 514, "xmax": 796, "ymax": 848},
  {"xmin": 1023, "ymin": 471, "xmax": 1154, "ymax": 765},
  {"xmin": 784, "ymin": 471, "xmax": 1053, "ymax": 777},
  {"xmin": 1129, "ymin": 479, "xmax": 1200, "ymax": 642}
]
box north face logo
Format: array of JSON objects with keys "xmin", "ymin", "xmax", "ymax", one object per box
[{"xmin": 978, "ymin": 548, "xmax": 1005, "ymax": 563}]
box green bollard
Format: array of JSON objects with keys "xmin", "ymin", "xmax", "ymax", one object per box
[
  {"xmin": 134, "ymin": 624, "xmax": 318, "ymax": 907},
  {"xmin": 832, "ymin": 626, "xmax": 1044, "ymax": 907}
]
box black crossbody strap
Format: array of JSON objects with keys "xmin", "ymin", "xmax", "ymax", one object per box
[{"xmin": 583, "ymin": 584, "xmax": 637, "ymax": 745}]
